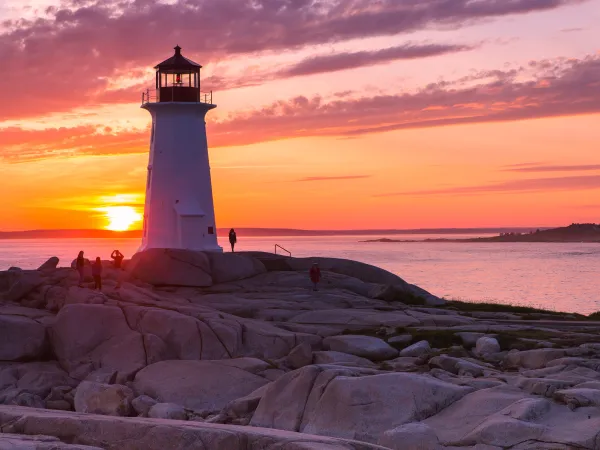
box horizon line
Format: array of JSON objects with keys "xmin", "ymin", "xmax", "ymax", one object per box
[{"xmin": 0, "ymin": 225, "xmax": 559, "ymax": 235}]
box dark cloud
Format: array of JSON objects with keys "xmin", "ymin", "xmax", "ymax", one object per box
[
  {"xmin": 281, "ymin": 43, "xmax": 475, "ymax": 77},
  {"xmin": 0, "ymin": 0, "xmax": 588, "ymax": 119},
  {"xmin": 504, "ymin": 162, "xmax": 548, "ymax": 168},
  {"xmin": 375, "ymin": 174, "xmax": 600, "ymax": 196},
  {"xmin": 294, "ymin": 175, "xmax": 371, "ymax": 182},
  {"xmin": 503, "ymin": 164, "xmax": 600, "ymax": 172}
]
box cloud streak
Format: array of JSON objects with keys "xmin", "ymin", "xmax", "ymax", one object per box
[
  {"xmin": 375, "ymin": 174, "xmax": 600, "ymax": 196},
  {"xmin": 503, "ymin": 164, "xmax": 600, "ymax": 172},
  {"xmin": 294, "ymin": 175, "xmax": 372, "ymax": 182},
  {"xmin": 280, "ymin": 43, "xmax": 476, "ymax": 78}
]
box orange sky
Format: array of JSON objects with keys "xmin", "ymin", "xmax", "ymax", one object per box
[{"xmin": 1, "ymin": 0, "xmax": 600, "ymax": 231}]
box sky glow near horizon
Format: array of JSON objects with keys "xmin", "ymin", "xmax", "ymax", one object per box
[{"xmin": 1, "ymin": 0, "xmax": 600, "ymax": 231}]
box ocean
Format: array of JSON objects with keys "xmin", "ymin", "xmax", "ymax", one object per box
[{"xmin": 2, "ymin": 234, "xmax": 599, "ymax": 315}]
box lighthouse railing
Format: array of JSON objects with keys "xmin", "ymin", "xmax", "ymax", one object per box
[{"xmin": 141, "ymin": 88, "xmax": 213, "ymax": 105}]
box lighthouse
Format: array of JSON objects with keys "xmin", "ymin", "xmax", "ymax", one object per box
[{"xmin": 139, "ymin": 46, "xmax": 222, "ymax": 252}]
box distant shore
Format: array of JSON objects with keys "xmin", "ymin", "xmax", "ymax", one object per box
[
  {"xmin": 363, "ymin": 223, "xmax": 600, "ymax": 243},
  {"xmin": 0, "ymin": 227, "xmax": 544, "ymax": 240}
]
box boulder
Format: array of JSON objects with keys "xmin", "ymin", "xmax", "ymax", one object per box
[
  {"xmin": 301, "ymin": 373, "xmax": 472, "ymax": 443},
  {"xmin": 1, "ymin": 270, "xmax": 44, "ymax": 303},
  {"xmin": 429, "ymin": 356, "xmax": 486, "ymax": 377},
  {"xmin": 385, "ymin": 357, "xmax": 422, "ymax": 372},
  {"xmin": 399, "ymin": 340, "xmax": 431, "ymax": 358},
  {"xmin": 323, "ymin": 335, "xmax": 398, "ymax": 361},
  {"xmin": 124, "ymin": 305, "xmax": 240, "ymax": 361},
  {"xmin": 133, "ymin": 360, "xmax": 269, "ymax": 412},
  {"xmin": 516, "ymin": 377, "xmax": 574, "ymax": 397},
  {"xmin": 504, "ymin": 349, "xmax": 566, "ymax": 370},
  {"xmin": 46, "ymin": 400, "xmax": 73, "ymax": 411},
  {"xmin": 369, "ymin": 283, "xmax": 445, "ymax": 307},
  {"xmin": 0, "ymin": 315, "xmax": 48, "ymax": 361},
  {"xmin": 455, "ymin": 332, "xmax": 486, "ymax": 348},
  {"xmin": 251, "ymin": 365, "xmax": 322, "ymax": 431},
  {"xmin": 313, "ymin": 351, "xmax": 377, "ymax": 368},
  {"xmin": 0, "ymin": 405, "xmax": 386, "ymax": 449},
  {"xmin": 554, "ymin": 388, "xmax": 600, "ymax": 409},
  {"xmin": 63, "ymin": 286, "xmax": 107, "ymax": 307},
  {"xmin": 126, "ymin": 248, "xmax": 212, "ymax": 287},
  {"xmin": 423, "ymin": 386, "xmax": 530, "ymax": 443},
  {"xmin": 458, "ymin": 415, "xmax": 545, "ymax": 448},
  {"xmin": 0, "ymin": 389, "xmax": 45, "ymax": 408},
  {"xmin": 148, "ymin": 402, "xmax": 188, "ymax": 420},
  {"xmin": 475, "ymin": 337, "xmax": 501, "ymax": 355},
  {"xmin": 388, "ymin": 334, "xmax": 413, "ymax": 347},
  {"xmin": 206, "ymin": 252, "xmax": 267, "ymax": 284},
  {"xmin": 290, "ymin": 309, "xmax": 419, "ymax": 328},
  {"xmin": 378, "ymin": 422, "xmax": 442, "ymax": 450},
  {"xmin": 222, "ymin": 383, "xmax": 270, "ymax": 420},
  {"xmin": 73, "ymin": 381, "xmax": 134, "ymax": 416},
  {"xmin": 241, "ymin": 319, "xmax": 321, "ymax": 360},
  {"xmin": 51, "ymin": 304, "xmax": 146, "ymax": 379},
  {"xmin": 287, "ymin": 342, "xmax": 313, "ymax": 369},
  {"xmin": 0, "ymin": 432, "xmax": 103, "ymax": 450},
  {"xmin": 38, "ymin": 257, "xmax": 60, "ymax": 271},
  {"xmin": 16, "ymin": 368, "xmax": 78, "ymax": 398},
  {"xmin": 132, "ymin": 395, "xmax": 158, "ymax": 416},
  {"xmin": 85, "ymin": 368, "xmax": 118, "ymax": 384},
  {"xmin": 43, "ymin": 285, "xmax": 69, "ymax": 312}
]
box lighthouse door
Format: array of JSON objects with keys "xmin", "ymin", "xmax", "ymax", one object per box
[
  {"xmin": 174, "ymin": 199, "xmax": 206, "ymax": 250},
  {"xmin": 179, "ymin": 216, "xmax": 205, "ymax": 249}
]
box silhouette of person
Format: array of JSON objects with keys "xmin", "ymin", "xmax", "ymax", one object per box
[
  {"xmin": 92, "ymin": 257, "xmax": 103, "ymax": 290},
  {"xmin": 111, "ymin": 250, "xmax": 124, "ymax": 269},
  {"xmin": 229, "ymin": 228, "xmax": 237, "ymax": 252},
  {"xmin": 76, "ymin": 251, "xmax": 85, "ymax": 287},
  {"xmin": 309, "ymin": 262, "xmax": 321, "ymax": 291}
]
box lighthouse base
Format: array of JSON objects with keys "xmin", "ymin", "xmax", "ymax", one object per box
[{"xmin": 137, "ymin": 243, "xmax": 223, "ymax": 253}]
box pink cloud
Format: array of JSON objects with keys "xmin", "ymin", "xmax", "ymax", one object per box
[
  {"xmin": 3, "ymin": 54, "xmax": 600, "ymax": 162},
  {"xmin": 0, "ymin": 0, "xmax": 589, "ymax": 120}
]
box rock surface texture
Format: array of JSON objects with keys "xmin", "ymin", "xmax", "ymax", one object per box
[{"xmin": 0, "ymin": 249, "xmax": 600, "ymax": 449}]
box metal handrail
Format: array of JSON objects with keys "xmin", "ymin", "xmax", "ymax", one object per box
[
  {"xmin": 274, "ymin": 244, "xmax": 291, "ymax": 257},
  {"xmin": 141, "ymin": 88, "xmax": 213, "ymax": 105}
]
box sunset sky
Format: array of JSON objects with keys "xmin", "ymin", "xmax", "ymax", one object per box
[{"xmin": 1, "ymin": 0, "xmax": 600, "ymax": 231}]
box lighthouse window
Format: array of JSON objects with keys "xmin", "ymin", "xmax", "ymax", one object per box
[{"xmin": 208, "ymin": 226, "xmax": 214, "ymax": 235}]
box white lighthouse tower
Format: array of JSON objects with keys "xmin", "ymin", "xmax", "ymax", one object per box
[{"xmin": 139, "ymin": 46, "xmax": 222, "ymax": 252}]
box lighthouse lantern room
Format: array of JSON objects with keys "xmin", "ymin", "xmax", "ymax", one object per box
[{"xmin": 139, "ymin": 46, "xmax": 222, "ymax": 252}]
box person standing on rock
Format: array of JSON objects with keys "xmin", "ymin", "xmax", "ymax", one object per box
[
  {"xmin": 310, "ymin": 262, "xmax": 321, "ymax": 291},
  {"xmin": 92, "ymin": 257, "xmax": 103, "ymax": 290},
  {"xmin": 110, "ymin": 250, "xmax": 124, "ymax": 269},
  {"xmin": 76, "ymin": 251, "xmax": 85, "ymax": 287},
  {"xmin": 229, "ymin": 228, "xmax": 237, "ymax": 252}
]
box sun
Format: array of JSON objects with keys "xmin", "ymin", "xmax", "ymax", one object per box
[{"xmin": 103, "ymin": 206, "xmax": 142, "ymax": 231}]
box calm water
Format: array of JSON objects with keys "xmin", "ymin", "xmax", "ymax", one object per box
[{"xmin": 1, "ymin": 235, "xmax": 599, "ymax": 315}]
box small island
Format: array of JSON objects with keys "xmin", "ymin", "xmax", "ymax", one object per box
[{"xmin": 364, "ymin": 223, "xmax": 600, "ymax": 243}]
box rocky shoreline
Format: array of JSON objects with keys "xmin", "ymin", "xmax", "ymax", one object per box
[{"xmin": 1, "ymin": 250, "xmax": 600, "ymax": 449}]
